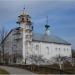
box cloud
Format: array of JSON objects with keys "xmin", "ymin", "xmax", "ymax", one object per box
[
  {"xmin": 0, "ymin": 0, "xmax": 75, "ymax": 48},
  {"xmin": 0, "ymin": 0, "xmax": 75, "ymax": 23}
]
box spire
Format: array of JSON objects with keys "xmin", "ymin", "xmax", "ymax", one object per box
[
  {"xmin": 23, "ymin": 7, "xmax": 25, "ymax": 14},
  {"xmin": 46, "ymin": 16, "xmax": 48, "ymax": 25},
  {"xmin": 45, "ymin": 16, "xmax": 50, "ymax": 35},
  {"xmin": 21, "ymin": 5, "xmax": 27, "ymax": 15},
  {"xmin": 45, "ymin": 16, "xmax": 50, "ymax": 30},
  {"xmin": 16, "ymin": 7, "xmax": 32, "ymax": 26}
]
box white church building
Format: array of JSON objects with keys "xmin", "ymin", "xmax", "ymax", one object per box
[{"xmin": 1, "ymin": 8, "xmax": 72, "ymax": 65}]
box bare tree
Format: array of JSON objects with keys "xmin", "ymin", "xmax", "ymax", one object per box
[
  {"xmin": 50, "ymin": 55, "xmax": 73, "ymax": 70},
  {"xmin": 0, "ymin": 26, "xmax": 7, "ymax": 63},
  {"xmin": 27, "ymin": 54, "xmax": 46, "ymax": 65},
  {"xmin": 13, "ymin": 51, "xmax": 23, "ymax": 63},
  {"xmin": 50, "ymin": 55, "xmax": 65, "ymax": 69}
]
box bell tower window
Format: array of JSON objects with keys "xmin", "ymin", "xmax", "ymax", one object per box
[{"xmin": 22, "ymin": 18, "xmax": 24, "ymax": 21}]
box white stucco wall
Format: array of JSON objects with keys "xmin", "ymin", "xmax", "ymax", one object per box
[
  {"xmin": 32, "ymin": 41, "xmax": 72, "ymax": 60},
  {"xmin": 3, "ymin": 29, "xmax": 23, "ymax": 63},
  {"xmin": 4, "ymin": 31, "xmax": 13, "ymax": 55}
]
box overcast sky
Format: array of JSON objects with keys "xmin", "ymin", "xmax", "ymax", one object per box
[{"xmin": 0, "ymin": 0, "xmax": 75, "ymax": 49}]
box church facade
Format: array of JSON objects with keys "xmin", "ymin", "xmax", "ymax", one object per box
[{"xmin": 0, "ymin": 9, "xmax": 72, "ymax": 65}]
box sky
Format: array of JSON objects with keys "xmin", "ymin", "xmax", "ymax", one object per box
[{"xmin": 0, "ymin": 0, "xmax": 75, "ymax": 49}]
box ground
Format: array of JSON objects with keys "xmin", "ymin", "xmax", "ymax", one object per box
[
  {"xmin": 0, "ymin": 66, "xmax": 34, "ymax": 74},
  {"xmin": 0, "ymin": 63, "xmax": 75, "ymax": 74}
]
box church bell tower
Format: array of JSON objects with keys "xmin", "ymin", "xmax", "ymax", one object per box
[{"xmin": 16, "ymin": 8, "xmax": 32, "ymax": 64}]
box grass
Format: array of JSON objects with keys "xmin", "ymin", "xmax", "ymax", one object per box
[{"xmin": 0, "ymin": 68, "xmax": 9, "ymax": 74}]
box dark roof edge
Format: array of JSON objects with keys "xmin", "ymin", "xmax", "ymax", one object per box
[
  {"xmin": 1, "ymin": 29, "xmax": 13, "ymax": 44},
  {"xmin": 1, "ymin": 27, "xmax": 21, "ymax": 44},
  {"xmin": 32, "ymin": 39, "xmax": 71, "ymax": 45}
]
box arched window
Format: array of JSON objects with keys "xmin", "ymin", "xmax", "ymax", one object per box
[
  {"xmin": 55, "ymin": 48, "xmax": 57, "ymax": 51},
  {"xmin": 59, "ymin": 48, "xmax": 60, "ymax": 51},
  {"xmin": 64, "ymin": 48, "xmax": 65, "ymax": 51},
  {"xmin": 46, "ymin": 47, "xmax": 49, "ymax": 54},
  {"xmin": 35, "ymin": 45, "xmax": 39, "ymax": 51},
  {"xmin": 67, "ymin": 48, "xmax": 68, "ymax": 51}
]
